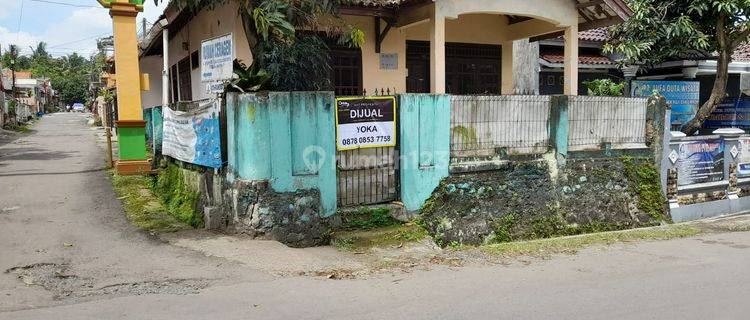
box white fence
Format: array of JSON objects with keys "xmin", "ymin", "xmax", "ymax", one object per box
[
  {"xmin": 568, "ymin": 96, "xmax": 648, "ymax": 151},
  {"xmin": 450, "ymin": 95, "xmax": 551, "ymax": 160}
]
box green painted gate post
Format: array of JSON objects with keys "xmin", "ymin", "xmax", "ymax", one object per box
[
  {"xmin": 399, "ymin": 94, "xmax": 451, "ymax": 212},
  {"xmin": 549, "ymin": 95, "xmax": 569, "ymax": 167}
]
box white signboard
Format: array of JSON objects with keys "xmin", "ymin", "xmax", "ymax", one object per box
[
  {"xmin": 335, "ymin": 97, "xmax": 397, "ymax": 151},
  {"xmin": 201, "ymin": 33, "xmax": 234, "ymax": 83}
]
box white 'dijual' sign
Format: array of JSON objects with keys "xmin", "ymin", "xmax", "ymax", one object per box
[{"xmin": 201, "ymin": 33, "xmax": 234, "ymax": 85}]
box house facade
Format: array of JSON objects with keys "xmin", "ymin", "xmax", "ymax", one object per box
[
  {"xmin": 138, "ymin": 0, "xmax": 632, "ymax": 106},
  {"xmin": 539, "ymin": 27, "xmax": 750, "ymax": 104}
]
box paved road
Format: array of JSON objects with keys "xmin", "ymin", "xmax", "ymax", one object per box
[{"xmin": 2, "ymin": 113, "xmax": 750, "ymax": 320}]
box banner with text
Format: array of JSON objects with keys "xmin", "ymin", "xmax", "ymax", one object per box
[
  {"xmin": 631, "ymin": 80, "xmax": 700, "ymax": 127},
  {"xmin": 738, "ymin": 138, "xmax": 750, "ymax": 177},
  {"xmin": 675, "ymin": 139, "xmax": 724, "ymax": 186},
  {"xmin": 704, "ymin": 97, "xmax": 750, "ymax": 130},
  {"xmin": 336, "ymin": 97, "xmax": 397, "ymax": 151},
  {"xmin": 162, "ymin": 100, "xmax": 222, "ymax": 168},
  {"xmin": 201, "ymin": 33, "xmax": 234, "ymax": 94}
]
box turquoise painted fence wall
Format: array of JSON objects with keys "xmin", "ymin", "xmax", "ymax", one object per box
[
  {"xmin": 399, "ymin": 94, "xmax": 451, "ymax": 211},
  {"xmin": 226, "ymin": 92, "xmax": 337, "ymax": 216},
  {"xmin": 143, "ymin": 107, "xmax": 163, "ymax": 153}
]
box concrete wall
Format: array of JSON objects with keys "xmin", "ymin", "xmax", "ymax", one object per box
[
  {"xmin": 139, "ymin": 55, "xmax": 163, "ymax": 109},
  {"xmin": 399, "ymin": 94, "xmax": 452, "ymax": 211},
  {"xmin": 226, "ymin": 92, "xmax": 337, "ymax": 216}
]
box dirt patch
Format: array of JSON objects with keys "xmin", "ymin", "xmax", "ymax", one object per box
[{"xmin": 5, "ymin": 263, "xmax": 209, "ymax": 300}]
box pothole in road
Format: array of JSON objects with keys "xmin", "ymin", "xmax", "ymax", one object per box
[{"xmin": 5, "ymin": 263, "xmax": 209, "ymax": 300}]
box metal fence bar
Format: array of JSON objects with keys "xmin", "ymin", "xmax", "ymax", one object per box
[
  {"xmin": 450, "ymin": 95, "xmax": 551, "ymax": 162},
  {"xmin": 568, "ymin": 96, "xmax": 648, "ymax": 151}
]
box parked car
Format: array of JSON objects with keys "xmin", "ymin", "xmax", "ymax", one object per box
[{"xmin": 72, "ymin": 103, "xmax": 85, "ymax": 112}]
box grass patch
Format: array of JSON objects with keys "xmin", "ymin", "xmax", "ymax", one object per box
[
  {"xmin": 111, "ymin": 173, "xmax": 191, "ymax": 233},
  {"xmin": 340, "ymin": 206, "xmax": 402, "ymax": 231},
  {"xmin": 3, "ymin": 122, "xmax": 31, "ymax": 132},
  {"xmin": 482, "ymin": 224, "xmax": 701, "ymax": 257},
  {"xmin": 331, "ymin": 223, "xmax": 429, "ymax": 252}
]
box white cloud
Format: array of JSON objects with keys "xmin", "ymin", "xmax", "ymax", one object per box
[
  {"xmin": 0, "ymin": 25, "xmax": 42, "ymax": 53},
  {"xmin": 42, "ymin": 7, "xmax": 112, "ymax": 57},
  {"xmin": 1, "ymin": 2, "xmax": 168, "ymax": 58}
]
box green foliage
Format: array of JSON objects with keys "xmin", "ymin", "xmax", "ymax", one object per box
[
  {"xmin": 258, "ymin": 34, "xmax": 333, "ymax": 91},
  {"xmin": 493, "ymin": 213, "xmax": 516, "ymax": 243},
  {"xmin": 605, "ymin": 0, "xmax": 750, "ymax": 67},
  {"xmin": 153, "ymin": 163, "xmax": 203, "ymax": 228},
  {"xmin": 229, "ymin": 60, "xmax": 270, "ymax": 92},
  {"xmin": 622, "ymin": 158, "xmax": 668, "ymax": 221},
  {"xmin": 7, "ymin": 100, "xmax": 17, "ymax": 116},
  {"xmin": 583, "ymin": 79, "xmax": 625, "ymax": 96},
  {"xmin": 605, "ymin": 0, "xmax": 750, "ymax": 131},
  {"xmin": 340, "ymin": 206, "xmax": 401, "ymax": 231},
  {"xmin": 3, "ymin": 42, "xmax": 99, "ymax": 106}
]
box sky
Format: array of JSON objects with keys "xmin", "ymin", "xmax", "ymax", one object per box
[{"xmin": 0, "ymin": 0, "xmax": 168, "ymax": 58}]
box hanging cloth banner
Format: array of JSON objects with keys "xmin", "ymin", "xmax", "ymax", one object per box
[{"xmin": 162, "ymin": 99, "xmax": 222, "ymax": 168}]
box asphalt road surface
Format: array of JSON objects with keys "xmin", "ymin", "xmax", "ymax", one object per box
[{"xmin": 1, "ymin": 113, "xmax": 750, "ymax": 320}]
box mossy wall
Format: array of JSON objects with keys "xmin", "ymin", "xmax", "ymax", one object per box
[
  {"xmin": 420, "ymin": 157, "xmax": 668, "ymax": 245},
  {"xmin": 153, "ymin": 162, "xmax": 203, "ymax": 228}
]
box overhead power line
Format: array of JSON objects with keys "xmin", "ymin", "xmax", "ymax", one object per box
[
  {"xmin": 28, "ymin": 0, "xmax": 105, "ymax": 8},
  {"xmin": 48, "ymin": 32, "xmax": 112, "ymax": 49}
]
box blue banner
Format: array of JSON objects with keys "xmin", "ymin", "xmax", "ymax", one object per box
[
  {"xmin": 631, "ymin": 81, "xmax": 700, "ymax": 127},
  {"xmin": 675, "ymin": 139, "xmax": 724, "ymax": 186},
  {"xmin": 704, "ymin": 97, "xmax": 750, "ymax": 129},
  {"xmin": 163, "ymin": 100, "xmax": 222, "ymax": 169}
]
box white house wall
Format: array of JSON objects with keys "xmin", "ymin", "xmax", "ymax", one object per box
[
  {"xmin": 167, "ymin": 2, "xmax": 251, "ymax": 102},
  {"xmin": 139, "ymin": 55, "xmax": 163, "ymax": 109}
]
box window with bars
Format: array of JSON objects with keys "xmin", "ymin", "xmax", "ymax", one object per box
[{"xmin": 177, "ymin": 56, "xmax": 192, "ymax": 101}]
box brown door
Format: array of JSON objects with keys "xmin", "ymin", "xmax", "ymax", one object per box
[
  {"xmin": 406, "ymin": 41, "xmax": 502, "ymax": 95},
  {"xmin": 406, "ymin": 41, "xmax": 430, "ymax": 93}
]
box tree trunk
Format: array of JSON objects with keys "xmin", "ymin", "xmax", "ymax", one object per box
[{"xmin": 681, "ymin": 15, "xmax": 731, "ymax": 135}]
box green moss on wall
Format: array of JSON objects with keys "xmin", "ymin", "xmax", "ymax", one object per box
[
  {"xmin": 420, "ymin": 158, "xmax": 669, "ymax": 246},
  {"xmin": 623, "ymin": 157, "xmax": 668, "ymax": 221},
  {"xmin": 153, "ymin": 163, "xmax": 203, "ymax": 228}
]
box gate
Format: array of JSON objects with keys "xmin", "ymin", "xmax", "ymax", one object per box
[
  {"xmin": 337, "ymin": 146, "xmax": 399, "ymax": 206},
  {"xmin": 335, "ymin": 96, "xmax": 400, "ymax": 207}
]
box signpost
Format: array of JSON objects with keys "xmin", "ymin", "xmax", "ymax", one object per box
[
  {"xmin": 201, "ymin": 34, "xmax": 234, "ymax": 94},
  {"xmin": 335, "ymin": 97, "xmax": 397, "ymax": 151},
  {"xmin": 631, "ymin": 80, "xmax": 700, "ymax": 128}
]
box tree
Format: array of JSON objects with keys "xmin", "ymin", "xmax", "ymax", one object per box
[
  {"xmin": 2, "ymin": 43, "xmax": 96, "ymax": 106},
  {"xmin": 159, "ymin": 0, "xmax": 364, "ymax": 91},
  {"xmin": 605, "ymin": 0, "xmax": 750, "ymax": 134}
]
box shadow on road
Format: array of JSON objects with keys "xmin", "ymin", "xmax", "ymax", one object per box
[
  {"xmin": 0, "ymin": 147, "xmax": 78, "ymax": 161},
  {"xmin": 0, "ymin": 167, "xmax": 107, "ymax": 177}
]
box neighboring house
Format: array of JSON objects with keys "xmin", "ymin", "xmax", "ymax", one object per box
[
  {"xmin": 138, "ymin": 0, "xmax": 632, "ymax": 106},
  {"xmin": 539, "ymin": 27, "xmax": 750, "ymax": 104},
  {"xmin": 0, "ymin": 70, "xmax": 58, "ymax": 116}
]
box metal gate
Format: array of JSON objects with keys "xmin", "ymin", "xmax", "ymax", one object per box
[{"xmin": 337, "ymin": 145, "xmax": 400, "ymax": 207}]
